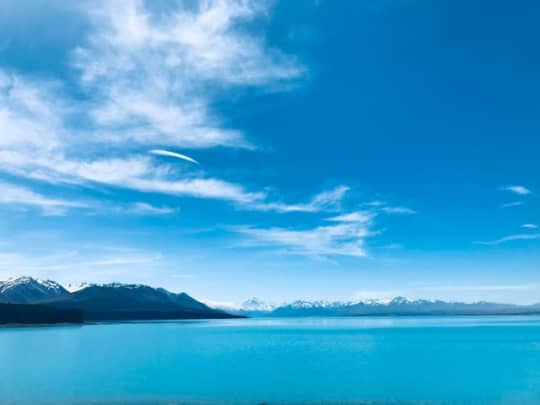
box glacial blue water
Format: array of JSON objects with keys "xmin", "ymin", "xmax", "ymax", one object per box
[{"xmin": 2, "ymin": 316, "xmax": 540, "ymax": 404}]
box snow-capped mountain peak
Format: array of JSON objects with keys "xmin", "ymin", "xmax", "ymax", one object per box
[
  {"xmin": 65, "ymin": 282, "xmax": 93, "ymax": 293},
  {"xmin": 1, "ymin": 276, "xmax": 65, "ymax": 293},
  {"xmin": 240, "ymin": 297, "xmax": 277, "ymax": 312},
  {"xmin": 389, "ymin": 296, "xmax": 413, "ymax": 305},
  {"xmin": 0, "ymin": 276, "xmax": 68, "ymax": 304},
  {"xmin": 288, "ymin": 300, "xmax": 344, "ymax": 309},
  {"xmin": 353, "ymin": 298, "xmax": 392, "ymax": 305}
]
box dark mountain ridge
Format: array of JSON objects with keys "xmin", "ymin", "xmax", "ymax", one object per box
[
  {"xmin": 49, "ymin": 283, "xmax": 232, "ymax": 321},
  {"xmin": 0, "ymin": 277, "xmax": 68, "ymax": 304},
  {"xmin": 0, "ymin": 277, "xmax": 238, "ymax": 323}
]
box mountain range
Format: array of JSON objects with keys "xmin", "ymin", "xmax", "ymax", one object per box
[
  {"xmin": 2, "ymin": 277, "xmax": 540, "ymax": 325},
  {"xmin": 0, "ymin": 277, "xmax": 237, "ymax": 324},
  {"xmin": 218, "ymin": 296, "xmax": 540, "ymax": 317}
]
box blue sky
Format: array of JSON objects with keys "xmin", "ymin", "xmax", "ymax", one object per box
[{"xmin": 0, "ymin": 0, "xmax": 539, "ymax": 305}]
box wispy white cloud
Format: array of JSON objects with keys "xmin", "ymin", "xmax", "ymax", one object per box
[
  {"xmin": 150, "ymin": 149, "xmax": 199, "ymax": 164},
  {"xmin": 363, "ymin": 200, "xmax": 386, "ymax": 207},
  {"xmin": 308, "ymin": 186, "xmax": 350, "ymax": 211},
  {"xmin": 233, "ymin": 211, "xmax": 375, "ymax": 258},
  {"xmin": 501, "ymin": 185, "xmax": 532, "ymax": 195},
  {"xmin": 380, "ymin": 206, "xmax": 416, "ymax": 215},
  {"xmin": 501, "ymin": 201, "xmax": 524, "ymax": 208},
  {"xmin": 0, "ymin": 181, "xmax": 89, "ymax": 216},
  {"xmin": 247, "ymin": 187, "xmax": 415, "ymax": 216},
  {"xmin": 0, "ymin": 0, "xmax": 413, "ymax": 262},
  {"xmin": 0, "ymin": 150, "xmax": 265, "ymax": 204},
  {"xmin": 0, "ymin": 70, "xmax": 65, "ymax": 153},
  {"xmin": 327, "ymin": 211, "xmax": 374, "ymax": 223},
  {"xmin": 359, "ymin": 200, "xmax": 416, "ymax": 215},
  {"xmin": 521, "ymin": 224, "xmax": 538, "ymax": 229},
  {"xmin": 74, "ymin": 0, "xmax": 302, "ymax": 150},
  {"xmin": 124, "ymin": 202, "xmax": 176, "ymax": 216},
  {"xmin": 0, "ymin": 0, "xmax": 303, "ymax": 209},
  {"xmin": 235, "ymin": 224, "xmax": 371, "ymax": 258},
  {"xmin": 126, "ymin": 175, "xmax": 266, "ymax": 203},
  {"xmin": 0, "ymin": 181, "xmax": 182, "ymax": 217},
  {"xmin": 475, "ymin": 233, "xmax": 540, "ymax": 246},
  {"xmin": 250, "ymin": 186, "xmax": 350, "ymax": 213},
  {"xmin": 233, "ymin": 196, "xmax": 416, "ymax": 258}
]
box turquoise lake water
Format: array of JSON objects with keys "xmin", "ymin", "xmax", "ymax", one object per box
[{"xmin": 2, "ymin": 316, "xmax": 540, "ymax": 404}]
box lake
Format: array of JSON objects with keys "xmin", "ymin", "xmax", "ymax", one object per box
[{"xmin": 2, "ymin": 316, "xmax": 540, "ymax": 404}]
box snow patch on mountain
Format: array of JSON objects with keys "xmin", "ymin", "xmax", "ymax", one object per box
[
  {"xmin": 65, "ymin": 282, "xmax": 93, "ymax": 293},
  {"xmin": 0, "ymin": 276, "xmax": 68, "ymax": 303},
  {"xmin": 65, "ymin": 282, "xmax": 162, "ymax": 293},
  {"xmin": 241, "ymin": 297, "xmax": 277, "ymax": 312},
  {"xmin": 207, "ymin": 297, "xmax": 278, "ymax": 313},
  {"xmin": 0, "ymin": 276, "xmax": 66, "ymax": 294}
]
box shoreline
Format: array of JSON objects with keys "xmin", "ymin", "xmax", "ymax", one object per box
[{"xmin": 3, "ymin": 312, "xmax": 540, "ymax": 329}]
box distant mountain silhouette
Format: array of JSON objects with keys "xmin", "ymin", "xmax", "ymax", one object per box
[
  {"xmin": 218, "ymin": 296, "xmax": 540, "ymax": 317},
  {"xmin": 272, "ymin": 297, "xmax": 536, "ymax": 316},
  {"xmin": 0, "ymin": 277, "xmax": 239, "ymax": 323}
]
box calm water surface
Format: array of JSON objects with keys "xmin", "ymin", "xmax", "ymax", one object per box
[{"xmin": 2, "ymin": 316, "xmax": 540, "ymax": 404}]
